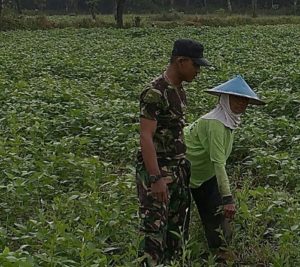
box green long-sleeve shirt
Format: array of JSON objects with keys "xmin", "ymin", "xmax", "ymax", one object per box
[{"xmin": 184, "ymin": 118, "xmax": 234, "ymax": 197}]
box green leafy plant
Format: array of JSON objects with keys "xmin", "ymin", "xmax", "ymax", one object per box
[{"xmin": 0, "ymin": 24, "xmax": 299, "ymax": 266}]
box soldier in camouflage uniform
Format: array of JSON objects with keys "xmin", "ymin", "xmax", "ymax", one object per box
[{"xmin": 136, "ymin": 39, "xmax": 211, "ymax": 266}]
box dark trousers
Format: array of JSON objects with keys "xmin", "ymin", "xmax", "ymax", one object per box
[{"xmin": 191, "ymin": 176, "xmax": 232, "ymax": 249}]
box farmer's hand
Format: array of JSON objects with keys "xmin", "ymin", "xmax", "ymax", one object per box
[
  {"xmin": 223, "ymin": 203, "xmax": 236, "ymax": 219},
  {"xmin": 151, "ymin": 178, "xmax": 168, "ymax": 203}
]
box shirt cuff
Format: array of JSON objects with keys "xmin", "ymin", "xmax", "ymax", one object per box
[{"xmin": 222, "ymin": 195, "xmax": 235, "ymax": 205}]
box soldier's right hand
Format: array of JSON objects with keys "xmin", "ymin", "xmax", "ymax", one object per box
[{"xmin": 151, "ymin": 179, "xmax": 169, "ymax": 203}]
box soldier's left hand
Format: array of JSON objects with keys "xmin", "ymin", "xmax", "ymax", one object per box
[{"xmin": 151, "ymin": 178, "xmax": 169, "ymax": 203}]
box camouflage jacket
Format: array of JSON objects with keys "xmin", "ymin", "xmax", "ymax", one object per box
[{"xmin": 138, "ymin": 74, "xmax": 187, "ymax": 166}]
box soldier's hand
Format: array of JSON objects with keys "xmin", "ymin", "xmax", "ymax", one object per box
[
  {"xmin": 151, "ymin": 178, "xmax": 169, "ymax": 203},
  {"xmin": 223, "ymin": 203, "xmax": 236, "ymax": 219}
]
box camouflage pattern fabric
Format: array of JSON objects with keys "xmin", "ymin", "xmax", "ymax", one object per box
[
  {"xmin": 136, "ymin": 75, "xmax": 191, "ymax": 266},
  {"xmin": 137, "ymin": 75, "xmax": 187, "ymax": 163},
  {"xmin": 136, "ymin": 159, "xmax": 191, "ymax": 266}
]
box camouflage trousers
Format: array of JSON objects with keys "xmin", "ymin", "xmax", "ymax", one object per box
[{"xmin": 136, "ymin": 158, "xmax": 191, "ymax": 266}]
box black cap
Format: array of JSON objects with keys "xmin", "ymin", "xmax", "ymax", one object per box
[{"xmin": 172, "ymin": 39, "xmax": 211, "ymax": 67}]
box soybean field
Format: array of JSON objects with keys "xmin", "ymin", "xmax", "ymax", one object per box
[{"xmin": 0, "ymin": 25, "xmax": 299, "ymax": 266}]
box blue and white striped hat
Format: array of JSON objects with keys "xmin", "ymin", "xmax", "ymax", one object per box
[{"xmin": 205, "ymin": 75, "xmax": 265, "ymax": 105}]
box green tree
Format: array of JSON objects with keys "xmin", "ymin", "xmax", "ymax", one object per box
[
  {"xmin": 14, "ymin": 0, "xmax": 21, "ymax": 14},
  {"xmin": 203, "ymin": 0, "xmax": 208, "ymax": 13},
  {"xmin": 252, "ymin": 0, "xmax": 258, "ymax": 17},
  {"xmin": 65, "ymin": 0, "xmax": 79, "ymax": 13},
  {"xmin": 294, "ymin": 0, "xmax": 298, "ymax": 15},
  {"xmin": 0, "ymin": 0, "xmax": 3, "ymax": 16},
  {"xmin": 33, "ymin": 0, "xmax": 47, "ymax": 11},
  {"xmin": 227, "ymin": 0, "xmax": 232, "ymax": 13},
  {"xmin": 86, "ymin": 0, "xmax": 98, "ymax": 19},
  {"xmin": 115, "ymin": 0, "xmax": 126, "ymax": 28}
]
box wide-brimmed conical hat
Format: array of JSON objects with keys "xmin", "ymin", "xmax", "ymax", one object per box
[{"xmin": 205, "ymin": 75, "xmax": 265, "ymax": 105}]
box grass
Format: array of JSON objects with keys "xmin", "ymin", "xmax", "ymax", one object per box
[{"xmin": 1, "ymin": 13, "xmax": 300, "ymax": 31}]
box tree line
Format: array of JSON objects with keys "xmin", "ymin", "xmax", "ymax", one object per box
[
  {"xmin": 0, "ymin": 0, "xmax": 298, "ymax": 28},
  {"xmin": 1, "ymin": 0, "xmax": 298, "ymax": 14}
]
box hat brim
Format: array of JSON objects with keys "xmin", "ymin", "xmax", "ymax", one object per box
[
  {"xmin": 192, "ymin": 57, "xmax": 211, "ymax": 67},
  {"xmin": 205, "ymin": 90, "xmax": 266, "ymax": 105}
]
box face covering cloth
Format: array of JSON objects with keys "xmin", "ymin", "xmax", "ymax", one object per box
[{"xmin": 201, "ymin": 94, "xmax": 241, "ymax": 130}]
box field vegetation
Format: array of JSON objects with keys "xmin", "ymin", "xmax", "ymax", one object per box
[
  {"xmin": 1, "ymin": 0, "xmax": 299, "ymax": 30},
  {"xmin": 0, "ymin": 23, "xmax": 299, "ymax": 266},
  {"xmin": 1, "ymin": 13, "xmax": 300, "ymax": 31}
]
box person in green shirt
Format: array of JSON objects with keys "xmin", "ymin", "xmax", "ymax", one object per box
[{"xmin": 184, "ymin": 75, "xmax": 265, "ymax": 261}]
